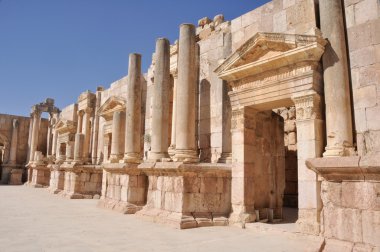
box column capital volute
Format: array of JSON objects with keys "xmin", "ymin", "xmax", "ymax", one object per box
[{"xmin": 77, "ymin": 110, "xmax": 85, "ymax": 117}]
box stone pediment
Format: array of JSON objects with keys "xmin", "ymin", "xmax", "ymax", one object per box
[
  {"xmin": 98, "ymin": 96, "xmax": 126, "ymax": 121},
  {"xmin": 215, "ymin": 32, "xmax": 327, "ymax": 82},
  {"xmin": 55, "ymin": 119, "xmax": 76, "ymax": 134}
]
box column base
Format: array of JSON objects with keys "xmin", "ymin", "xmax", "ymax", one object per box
[
  {"xmin": 121, "ymin": 153, "xmax": 141, "ymax": 164},
  {"xmin": 109, "ymin": 154, "xmax": 123, "ymax": 163},
  {"xmin": 147, "ymin": 151, "xmax": 170, "ymax": 162},
  {"xmin": 173, "ymin": 149, "xmax": 199, "ymax": 163},
  {"xmin": 323, "ymin": 145, "xmax": 356, "ymax": 157},
  {"xmin": 218, "ymin": 152, "xmax": 232, "ymax": 164},
  {"xmin": 168, "ymin": 145, "xmax": 176, "ymax": 158},
  {"xmin": 229, "ymin": 204, "xmax": 257, "ymax": 226}
]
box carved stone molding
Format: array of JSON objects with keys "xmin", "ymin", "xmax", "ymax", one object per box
[{"xmin": 292, "ymin": 93, "xmax": 322, "ymax": 120}]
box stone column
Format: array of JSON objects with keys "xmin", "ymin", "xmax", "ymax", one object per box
[
  {"xmin": 149, "ymin": 38, "xmax": 170, "ymax": 161},
  {"xmin": 46, "ymin": 116, "xmax": 53, "ymax": 157},
  {"xmin": 8, "ymin": 119, "xmax": 19, "ymax": 165},
  {"xmin": 110, "ymin": 111, "xmax": 123, "ymax": 163},
  {"xmin": 29, "ymin": 109, "xmax": 41, "ymax": 162},
  {"xmin": 73, "ymin": 134, "xmax": 84, "ymax": 162},
  {"xmin": 74, "ymin": 110, "xmax": 84, "ymax": 163},
  {"xmin": 123, "ymin": 53, "xmax": 142, "ymax": 163},
  {"xmin": 168, "ymin": 74, "xmax": 177, "ymax": 158},
  {"xmin": 91, "ymin": 88, "xmax": 103, "ymax": 164},
  {"xmin": 218, "ymin": 82, "xmax": 232, "ymax": 163},
  {"xmin": 82, "ymin": 108, "xmax": 92, "ymax": 162},
  {"xmin": 319, "ymin": 0, "xmax": 353, "ymax": 157},
  {"xmin": 292, "ymin": 93, "xmax": 324, "ymax": 235},
  {"xmin": 173, "ymin": 24, "xmax": 199, "ymax": 163},
  {"xmin": 51, "ymin": 129, "xmax": 58, "ymax": 157},
  {"xmin": 77, "ymin": 111, "xmax": 84, "ymax": 134},
  {"xmin": 26, "ymin": 116, "xmax": 34, "ymax": 163}
]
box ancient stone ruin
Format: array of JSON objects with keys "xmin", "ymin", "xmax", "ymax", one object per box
[{"xmin": 0, "ymin": 0, "xmax": 379, "ymax": 251}]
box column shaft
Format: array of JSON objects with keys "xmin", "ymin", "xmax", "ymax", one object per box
[
  {"xmin": 29, "ymin": 111, "xmax": 41, "ymax": 162},
  {"xmin": 51, "ymin": 129, "xmax": 58, "ymax": 156},
  {"xmin": 110, "ymin": 111, "xmax": 122, "ymax": 162},
  {"xmin": 26, "ymin": 117, "xmax": 34, "ymax": 162},
  {"xmin": 149, "ymin": 38, "xmax": 170, "ymax": 161},
  {"xmin": 319, "ymin": 0, "xmax": 353, "ymax": 156},
  {"xmin": 168, "ymin": 76, "xmax": 177, "ymax": 157},
  {"xmin": 173, "ymin": 24, "xmax": 199, "ymax": 163},
  {"xmin": 123, "ymin": 53, "xmax": 142, "ymax": 163},
  {"xmin": 9, "ymin": 119, "xmax": 19, "ymax": 164},
  {"xmin": 82, "ymin": 109, "xmax": 92, "ymax": 162}
]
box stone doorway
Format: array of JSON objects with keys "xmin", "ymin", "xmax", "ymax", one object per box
[{"xmin": 216, "ymin": 32, "xmax": 327, "ymax": 234}]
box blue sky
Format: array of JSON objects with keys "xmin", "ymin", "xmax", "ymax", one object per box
[{"xmin": 0, "ymin": 0, "xmax": 269, "ymax": 116}]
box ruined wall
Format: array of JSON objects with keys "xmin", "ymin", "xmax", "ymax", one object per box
[
  {"xmin": 230, "ymin": 0, "xmax": 318, "ymax": 51},
  {"xmin": 0, "ymin": 114, "xmax": 31, "ymax": 164},
  {"xmin": 0, "ymin": 114, "xmax": 47, "ymax": 164},
  {"xmin": 345, "ymin": 0, "xmax": 380, "ymax": 159}
]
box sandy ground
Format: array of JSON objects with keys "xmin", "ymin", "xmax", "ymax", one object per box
[{"xmin": 0, "ymin": 186, "xmax": 322, "ymax": 252}]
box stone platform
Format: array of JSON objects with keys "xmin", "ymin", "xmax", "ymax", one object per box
[
  {"xmin": 136, "ymin": 162, "xmax": 231, "ymax": 229},
  {"xmin": 56, "ymin": 163, "xmax": 102, "ymax": 199},
  {"xmin": 25, "ymin": 163, "xmax": 51, "ymax": 188},
  {"xmin": 48, "ymin": 164, "xmax": 65, "ymax": 194},
  {"xmin": 97, "ymin": 163, "xmax": 147, "ymax": 214}
]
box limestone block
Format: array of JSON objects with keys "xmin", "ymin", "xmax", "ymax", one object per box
[
  {"xmin": 321, "ymin": 181, "xmax": 342, "ymax": 208},
  {"xmin": 362, "ymin": 210, "xmax": 380, "ymax": 246},
  {"xmin": 342, "ymin": 182, "xmax": 380, "ymax": 210},
  {"xmin": 297, "ymin": 139, "xmax": 323, "ymax": 160},
  {"xmin": 323, "ymin": 206, "xmax": 363, "ymax": 243},
  {"xmin": 353, "ymin": 85, "xmax": 377, "ymax": 109},
  {"xmin": 371, "ymin": 19, "xmax": 380, "ymax": 45},
  {"xmin": 324, "ymin": 238, "xmax": 354, "ymax": 252},
  {"xmin": 120, "ymin": 186, "xmax": 128, "ymax": 202},
  {"xmin": 198, "ymin": 17, "xmax": 211, "ymax": 27},
  {"xmin": 347, "ymin": 22, "xmax": 372, "ymax": 51},
  {"xmin": 273, "ymin": 10, "xmax": 287, "ymax": 33},
  {"xmin": 181, "ymin": 177, "xmax": 198, "ymax": 194},
  {"xmin": 353, "ymin": 243, "xmax": 376, "ymax": 252},
  {"xmin": 354, "ymin": 108, "xmax": 368, "ymax": 133},
  {"xmin": 350, "ymin": 46, "xmax": 377, "ymax": 68},
  {"xmin": 244, "ymin": 23, "xmax": 259, "ymax": 42},
  {"xmin": 241, "ymin": 8, "xmax": 262, "ymax": 28},
  {"xmin": 288, "ymin": 132, "xmax": 296, "ymax": 145},
  {"xmin": 283, "ymin": 0, "xmax": 295, "ymax": 9},
  {"xmin": 164, "ymin": 192, "xmax": 183, "ymax": 212},
  {"xmin": 366, "ymin": 106, "xmax": 380, "ymax": 131},
  {"xmin": 284, "ymin": 120, "xmax": 296, "ymax": 132},
  {"xmin": 231, "ymin": 17, "xmax": 242, "ymax": 33},
  {"xmin": 354, "ymin": 0, "xmax": 378, "ymax": 25},
  {"xmin": 298, "ymin": 180, "xmax": 319, "ymax": 208}
]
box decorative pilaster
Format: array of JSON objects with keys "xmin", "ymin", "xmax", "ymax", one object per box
[
  {"xmin": 292, "ymin": 92, "xmax": 324, "ymax": 235},
  {"xmin": 168, "ymin": 72, "xmax": 177, "ymax": 158},
  {"xmin": 82, "ymin": 108, "xmax": 92, "ymax": 162}
]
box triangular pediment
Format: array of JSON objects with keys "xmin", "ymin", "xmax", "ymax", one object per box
[
  {"xmin": 55, "ymin": 119, "xmax": 76, "ymax": 133},
  {"xmin": 215, "ymin": 32, "xmax": 327, "ymax": 82},
  {"xmin": 98, "ymin": 96, "xmax": 126, "ymax": 120}
]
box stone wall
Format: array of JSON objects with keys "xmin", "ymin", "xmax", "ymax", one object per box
[
  {"xmin": 321, "ymin": 180, "xmax": 380, "ymax": 250},
  {"xmin": 345, "ymin": 0, "xmax": 380, "ymax": 159},
  {"xmin": 230, "ymin": 0, "xmax": 318, "ymax": 51},
  {"xmin": 275, "ymin": 107, "xmax": 298, "ymax": 208},
  {"xmin": 0, "ymin": 114, "xmax": 30, "ymax": 165}
]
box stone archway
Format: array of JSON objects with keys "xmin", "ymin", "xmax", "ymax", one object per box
[{"xmin": 216, "ymin": 32, "xmax": 327, "ymax": 235}]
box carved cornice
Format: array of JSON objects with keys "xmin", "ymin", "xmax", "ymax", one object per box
[{"xmin": 215, "ymin": 32, "xmax": 327, "ymax": 82}]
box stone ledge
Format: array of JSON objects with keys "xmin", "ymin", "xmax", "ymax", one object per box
[
  {"xmin": 138, "ymin": 162, "xmax": 232, "ymax": 177},
  {"xmin": 97, "ymin": 198, "xmax": 142, "ymax": 214},
  {"xmin": 306, "ymin": 156, "xmax": 380, "ymax": 181},
  {"xmin": 102, "ymin": 163, "xmax": 142, "ymax": 175},
  {"xmin": 136, "ymin": 208, "xmax": 229, "ymax": 229}
]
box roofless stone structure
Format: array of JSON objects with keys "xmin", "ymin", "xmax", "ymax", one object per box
[{"xmin": 1, "ymin": 0, "xmax": 379, "ymax": 250}]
